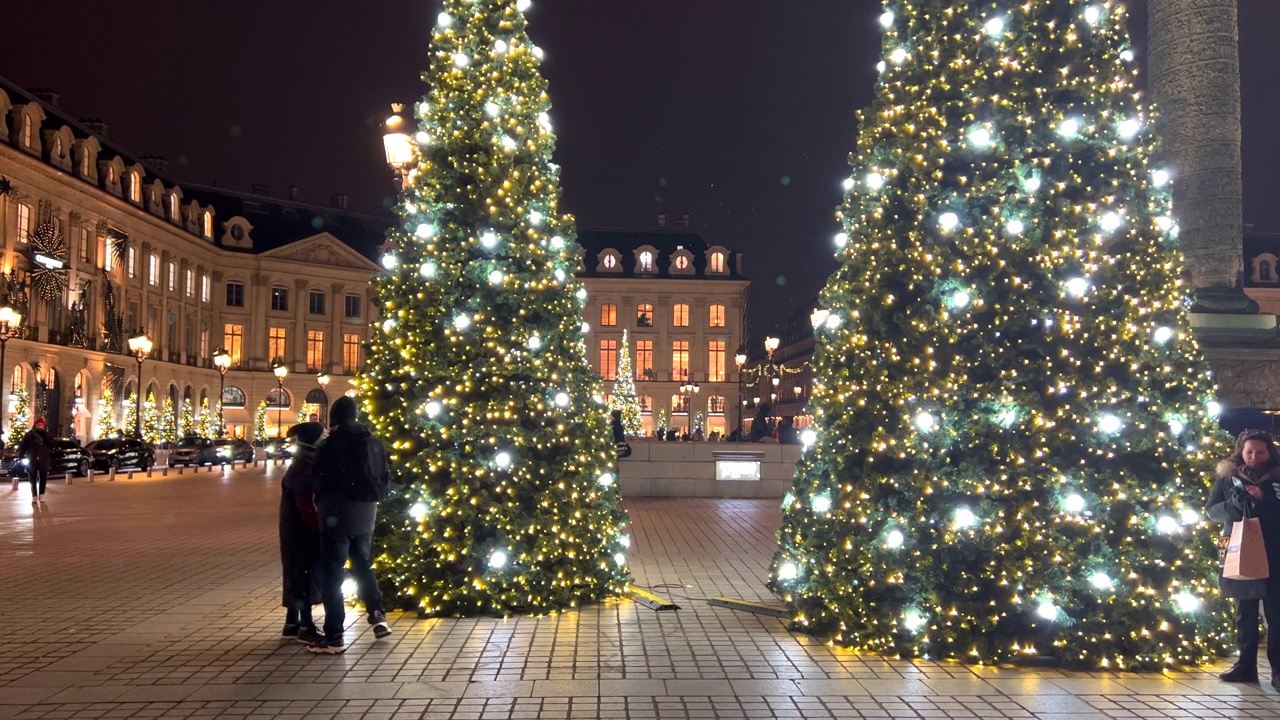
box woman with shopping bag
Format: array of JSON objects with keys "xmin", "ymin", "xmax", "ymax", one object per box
[{"xmin": 1207, "ymin": 429, "xmax": 1280, "ymax": 687}]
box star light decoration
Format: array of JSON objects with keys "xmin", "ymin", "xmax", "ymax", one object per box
[
  {"xmin": 770, "ymin": 0, "xmax": 1231, "ymax": 670},
  {"xmin": 27, "ymin": 221, "xmax": 70, "ymax": 302},
  {"xmin": 364, "ymin": 0, "xmax": 630, "ymax": 618}
]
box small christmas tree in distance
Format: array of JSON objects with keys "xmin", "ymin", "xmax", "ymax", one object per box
[
  {"xmin": 142, "ymin": 392, "xmax": 166, "ymax": 445},
  {"xmin": 197, "ymin": 397, "xmax": 217, "ymax": 438},
  {"xmin": 121, "ymin": 392, "xmax": 137, "ymax": 437},
  {"xmin": 365, "ymin": 0, "xmax": 630, "ymax": 617},
  {"xmin": 161, "ymin": 397, "xmax": 177, "ymax": 443},
  {"xmin": 97, "ymin": 386, "xmax": 118, "ymax": 438},
  {"xmin": 771, "ymin": 0, "xmax": 1230, "ymax": 669},
  {"xmin": 179, "ymin": 399, "xmax": 195, "ymax": 438},
  {"xmin": 610, "ymin": 330, "xmax": 643, "ymax": 435},
  {"xmin": 254, "ymin": 401, "xmax": 268, "ymax": 443},
  {"xmin": 7, "ymin": 387, "xmax": 29, "ymax": 447}
]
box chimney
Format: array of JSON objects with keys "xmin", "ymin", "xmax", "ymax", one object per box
[
  {"xmin": 140, "ymin": 155, "xmax": 170, "ymax": 174},
  {"xmin": 79, "ymin": 118, "xmax": 108, "ymax": 137},
  {"xmin": 29, "ymin": 88, "xmax": 59, "ymax": 107},
  {"xmin": 250, "ymin": 183, "xmax": 271, "ymax": 196},
  {"xmin": 330, "ymin": 193, "xmax": 349, "ymax": 210},
  {"xmin": 657, "ymin": 213, "xmax": 667, "ymax": 228},
  {"xmin": 678, "ymin": 213, "xmax": 691, "ymax": 228},
  {"xmin": 287, "ymin": 184, "xmax": 299, "ymax": 201}
]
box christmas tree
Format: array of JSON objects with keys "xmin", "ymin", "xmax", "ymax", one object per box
[
  {"xmin": 771, "ymin": 1, "xmax": 1230, "ymax": 670},
  {"xmin": 179, "ymin": 399, "xmax": 195, "ymax": 438},
  {"xmin": 610, "ymin": 329, "xmax": 643, "ymax": 435},
  {"xmin": 161, "ymin": 397, "xmax": 178, "ymax": 443},
  {"xmin": 197, "ymin": 397, "xmax": 218, "ymax": 439},
  {"xmin": 122, "ymin": 392, "xmax": 137, "ymax": 437},
  {"xmin": 96, "ymin": 386, "xmax": 118, "ymax": 438},
  {"xmin": 365, "ymin": 0, "xmax": 630, "ymax": 617},
  {"xmin": 254, "ymin": 401, "xmax": 268, "ymax": 443},
  {"xmin": 6, "ymin": 387, "xmax": 29, "ymax": 447},
  {"xmin": 142, "ymin": 392, "xmax": 166, "ymax": 445}
]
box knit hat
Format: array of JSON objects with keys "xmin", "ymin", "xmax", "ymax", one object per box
[
  {"xmin": 329, "ymin": 396, "xmax": 358, "ymax": 426},
  {"xmin": 34, "ymin": 418, "xmax": 45, "ymax": 428},
  {"xmin": 286, "ymin": 421, "xmax": 326, "ymax": 448}
]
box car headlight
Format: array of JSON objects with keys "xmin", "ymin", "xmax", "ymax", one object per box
[
  {"xmin": 266, "ymin": 444, "xmax": 277, "ymax": 454},
  {"xmin": 217, "ymin": 448, "xmax": 231, "ymax": 456},
  {"xmin": 20, "ymin": 458, "xmax": 29, "ymax": 466}
]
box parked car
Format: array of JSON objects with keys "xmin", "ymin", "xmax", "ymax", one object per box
[
  {"xmin": 85, "ymin": 436, "xmax": 155, "ymax": 472},
  {"xmin": 168, "ymin": 436, "xmax": 216, "ymax": 467},
  {"xmin": 212, "ymin": 437, "xmax": 255, "ymax": 463},
  {"xmin": 0, "ymin": 438, "xmax": 93, "ymax": 477},
  {"xmin": 0, "ymin": 447, "xmax": 24, "ymax": 478},
  {"xmin": 264, "ymin": 439, "xmax": 296, "ymax": 460}
]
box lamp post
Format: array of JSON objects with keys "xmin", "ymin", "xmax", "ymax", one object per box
[
  {"xmin": 127, "ymin": 331, "xmax": 152, "ymax": 437},
  {"xmin": 316, "ymin": 372, "xmax": 330, "ymax": 425},
  {"xmin": 734, "ymin": 350, "xmax": 747, "ymax": 435},
  {"xmin": 272, "ymin": 360, "xmax": 288, "ymax": 438},
  {"xmin": 212, "ymin": 348, "xmax": 231, "ymax": 437},
  {"xmin": 0, "ymin": 304, "xmax": 22, "ymax": 444},
  {"xmin": 763, "ymin": 336, "xmax": 781, "ymax": 425},
  {"xmin": 382, "ymin": 104, "xmax": 413, "ymax": 190},
  {"xmin": 678, "ymin": 381, "xmax": 700, "ymax": 438}
]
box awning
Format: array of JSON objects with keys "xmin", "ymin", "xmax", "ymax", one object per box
[{"xmin": 221, "ymin": 407, "xmax": 252, "ymax": 425}]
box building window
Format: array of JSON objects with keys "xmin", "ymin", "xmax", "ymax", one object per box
[
  {"xmin": 202, "ymin": 211, "xmax": 213, "ymax": 239},
  {"xmin": 200, "ymin": 328, "xmax": 209, "ymax": 358},
  {"xmin": 709, "ymin": 395, "xmax": 726, "ymax": 414},
  {"xmin": 600, "ymin": 303, "xmax": 617, "ymax": 327},
  {"xmin": 271, "ymin": 286, "xmax": 289, "ymax": 312},
  {"xmin": 185, "ymin": 269, "xmax": 194, "ymax": 297},
  {"xmin": 1262, "ymin": 260, "xmax": 1274, "ymax": 283},
  {"xmin": 225, "ymin": 281, "xmax": 245, "ymax": 307},
  {"xmin": 672, "ymin": 341, "xmax": 689, "ymax": 381},
  {"xmin": 148, "ymin": 254, "xmax": 159, "ymax": 286},
  {"xmin": 266, "ymin": 388, "xmax": 291, "ymax": 409},
  {"xmin": 307, "ymin": 331, "xmax": 326, "ymax": 372},
  {"xmin": 673, "ymin": 303, "xmax": 689, "ymax": 327},
  {"xmin": 344, "ymin": 293, "xmax": 362, "ymax": 319},
  {"xmin": 168, "ymin": 195, "xmax": 179, "ymax": 221},
  {"xmin": 639, "ymin": 251, "xmax": 654, "ymax": 273},
  {"xmin": 710, "ymin": 251, "xmax": 726, "ymax": 273},
  {"xmin": 167, "ymin": 262, "xmax": 176, "ymax": 292},
  {"xmin": 671, "ymin": 394, "xmax": 689, "ymax": 414},
  {"xmin": 200, "ymin": 274, "xmax": 209, "ymax": 303},
  {"xmin": 166, "ymin": 311, "xmax": 178, "ymax": 351},
  {"xmin": 21, "ymin": 115, "xmax": 33, "ymax": 148},
  {"xmin": 223, "ymin": 324, "xmax": 244, "ymax": 366},
  {"xmin": 308, "ymin": 290, "xmax": 326, "ymax": 315},
  {"xmin": 103, "ymin": 239, "xmax": 115, "ymax": 272},
  {"xmin": 127, "ymin": 301, "xmax": 138, "ymax": 332},
  {"xmin": 127, "ymin": 247, "xmax": 137, "ymax": 278},
  {"xmin": 343, "ymin": 333, "xmax": 361, "ymax": 374},
  {"xmin": 638, "ymin": 395, "xmax": 652, "ymax": 414},
  {"xmin": 709, "ymin": 304, "xmax": 726, "ymax": 327},
  {"xmin": 635, "ymin": 340, "xmax": 654, "ymax": 381},
  {"xmin": 268, "ymin": 327, "xmax": 287, "ymax": 363},
  {"xmin": 16, "ymin": 203, "xmax": 32, "ymax": 243},
  {"xmin": 128, "ymin": 172, "xmax": 141, "ymax": 202},
  {"xmin": 637, "ymin": 303, "xmax": 653, "ymax": 327},
  {"xmin": 78, "ymin": 227, "xmax": 90, "ymax": 263},
  {"xmin": 222, "ymin": 386, "xmax": 246, "ymax": 408},
  {"xmin": 708, "ymin": 340, "xmax": 726, "ymax": 382},
  {"xmin": 599, "ymin": 340, "xmax": 618, "ymax": 381},
  {"xmin": 603, "ymin": 255, "xmax": 617, "ymax": 270},
  {"xmin": 674, "ymin": 255, "xmax": 689, "ymax": 270}
]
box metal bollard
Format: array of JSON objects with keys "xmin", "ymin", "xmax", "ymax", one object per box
[
  {"xmin": 87, "ymin": 468, "xmax": 94, "ymax": 484},
  {"xmin": 108, "ymin": 466, "xmax": 116, "ymax": 482}
]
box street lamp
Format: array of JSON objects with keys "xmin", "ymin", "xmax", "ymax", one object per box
[
  {"xmin": 382, "ymin": 103, "xmax": 414, "ymax": 190},
  {"xmin": 678, "ymin": 381, "xmax": 701, "ymax": 438},
  {"xmin": 316, "ymin": 372, "xmax": 330, "ymax": 424},
  {"xmin": 272, "ymin": 360, "xmax": 288, "ymax": 438},
  {"xmin": 127, "ymin": 331, "xmax": 152, "ymax": 437},
  {"xmin": 212, "ymin": 348, "xmax": 231, "ymax": 437},
  {"xmin": 734, "ymin": 350, "xmax": 748, "ymax": 434},
  {"xmin": 0, "ymin": 305, "xmax": 22, "ymax": 444}
]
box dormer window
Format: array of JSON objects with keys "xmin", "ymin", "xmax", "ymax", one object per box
[
  {"xmin": 51, "ymin": 136, "xmax": 62, "ymax": 158},
  {"xmin": 202, "ymin": 210, "xmax": 213, "ymax": 239},
  {"xmin": 675, "ymin": 255, "xmax": 689, "ymax": 270},
  {"xmin": 709, "ymin": 251, "xmax": 726, "ymax": 274},
  {"xmin": 128, "ymin": 172, "xmax": 141, "ymax": 202},
  {"xmin": 604, "ymin": 255, "xmax": 617, "ymax": 269},
  {"xmin": 168, "ymin": 194, "xmax": 179, "ymax": 221},
  {"xmin": 1263, "ymin": 260, "xmax": 1274, "ymax": 283},
  {"xmin": 639, "ymin": 251, "xmax": 654, "ymax": 273},
  {"xmin": 20, "ymin": 114, "xmax": 32, "ymax": 147},
  {"xmin": 80, "ymin": 151, "xmax": 90, "ymax": 176}
]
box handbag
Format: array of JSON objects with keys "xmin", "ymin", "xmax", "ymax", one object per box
[
  {"xmin": 615, "ymin": 442, "xmax": 632, "ymax": 459},
  {"xmin": 1220, "ymin": 504, "xmax": 1271, "ymax": 599}
]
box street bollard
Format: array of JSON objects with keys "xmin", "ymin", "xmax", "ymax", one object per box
[
  {"xmin": 108, "ymin": 466, "xmax": 116, "ymax": 482},
  {"xmin": 87, "ymin": 469, "xmax": 94, "ymax": 484}
]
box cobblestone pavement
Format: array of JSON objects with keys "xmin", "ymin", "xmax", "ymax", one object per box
[{"xmin": 1, "ymin": 466, "xmax": 1277, "ymax": 719}]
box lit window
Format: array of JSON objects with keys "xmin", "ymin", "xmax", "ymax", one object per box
[
  {"xmin": 603, "ymin": 254, "xmax": 618, "ymax": 270},
  {"xmin": 200, "ymin": 328, "xmax": 208, "ymax": 358},
  {"xmin": 709, "ymin": 395, "xmax": 726, "ymax": 414},
  {"xmin": 307, "ymin": 331, "xmax": 326, "ymax": 372},
  {"xmin": 81, "ymin": 151, "xmax": 91, "ymax": 177},
  {"xmin": 168, "ymin": 195, "xmax": 179, "ymax": 221},
  {"xmin": 638, "ymin": 395, "xmax": 652, "ymax": 414},
  {"xmin": 674, "ymin": 255, "xmax": 689, "ymax": 270},
  {"xmin": 167, "ymin": 262, "xmax": 176, "ymax": 292},
  {"xmin": 16, "ymin": 203, "xmax": 32, "ymax": 243},
  {"xmin": 271, "ymin": 287, "xmax": 289, "ymax": 312},
  {"xmin": 129, "ymin": 172, "xmax": 141, "ymax": 202},
  {"xmin": 267, "ymin": 388, "xmax": 291, "ymax": 409},
  {"xmin": 599, "ymin": 340, "xmax": 618, "ymax": 380},
  {"xmin": 671, "ymin": 394, "xmax": 689, "ymax": 414},
  {"xmin": 639, "ymin": 251, "xmax": 654, "ymax": 272},
  {"xmin": 21, "ymin": 115, "xmax": 32, "ymax": 148},
  {"xmin": 710, "ymin": 252, "xmax": 726, "ymax": 273},
  {"xmin": 79, "ymin": 227, "xmax": 91, "ymax": 264},
  {"xmin": 637, "ymin": 303, "xmax": 653, "ymax": 327},
  {"xmin": 222, "ymin": 386, "xmax": 246, "ymax": 408},
  {"xmin": 600, "ymin": 303, "xmax": 617, "ymax": 327},
  {"xmin": 709, "ymin": 304, "xmax": 726, "ymax": 327},
  {"xmin": 103, "ymin": 239, "xmax": 115, "ymax": 271},
  {"xmin": 708, "ymin": 341, "xmax": 726, "ymax": 382},
  {"xmin": 635, "ymin": 340, "xmax": 654, "ymax": 381},
  {"xmin": 673, "ymin": 304, "xmax": 689, "ymax": 327},
  {"xmin": 343, "ymin": 333, "xmax": 361, "ymax": 374},
  {"xmin": 127, "ymin": 247, "xmax": 136, "ymax": 278},
  {"xmin": 200, "ymin": 274, "xmax": 209, "ymax": 303},
  {"xmin": 223, "ymin": 324, "xmax": 244, "ymax": 366},
  {"xmin": 148, "ymin": 254, "xmax": 159, "ymax": 286},
  {"xmin": 672, "ymin": 341, "xmax": 689, "ymax": 381},
  {"xmin": 185, "ymin": 269, "xmax": 194, "ymax": 297},
  {"xmin": 269, "ymin": 327, "xmax": 288, "ymax": 363},
  {"xmin": 202, "ymin": 211, "xmax": 213, "ymax": 239}
]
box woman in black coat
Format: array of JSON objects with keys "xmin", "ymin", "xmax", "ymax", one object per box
[
  {"xmin": 279, "ymin": 422, "xmax": 326, "ymax": 642},
  {"xmin": 1207, "ymin": 429, "xmax": 1280, "ymax": 687}
]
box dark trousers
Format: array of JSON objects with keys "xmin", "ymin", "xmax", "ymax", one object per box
[
  {"xmin": 1237, "ymin": 597, "xmax": 1280, "ymax": 672},
  {"xmin": 318, "ymin": 532, "xmax": 383, "ymax": 641},
  {"xmin": 28, "ymin": 468, "xmax": 47, "ymax": 497}
]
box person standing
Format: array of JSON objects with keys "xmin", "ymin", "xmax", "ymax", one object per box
[
  {"xmin": 308, "ymin": 397, "xmax": 392, "ymax": 655},
  {"xmin": 279, "ymin": 421, "xmax": 326, "ymax": 644},
  {"xmin": 1208, "ymin": 429, "xmax": 1280, "ymax": 688},
  {"xmin": 19, "ymin": 418, "xmax": 53, "ymax": 504}
]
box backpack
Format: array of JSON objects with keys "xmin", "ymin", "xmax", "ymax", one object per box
[{"xmin": 324, "ymin": 426, "xmax": 391, "ymax": 502}]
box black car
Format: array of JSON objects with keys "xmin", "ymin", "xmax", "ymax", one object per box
[
  {"xmin": 85, "ymin": 436, "xmax": 155, "ymax": 472},
  {"xmin": 168, "ymin": 436, "xmax": 216, "ymax": 467},
  {"xmin": 212, "ymin": 437, "xmax": 255, "ymax": 463},
  {"xmin": 0, "ymin": 438, "xmax": 93, "ymax": 477},
  {"xmin": 263, "ymin": 439, "xmax": 295, "ymax": 460}
]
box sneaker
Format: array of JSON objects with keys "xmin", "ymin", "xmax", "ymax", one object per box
[
  {"xmin": 282, "ymin": 623, "xmax": 301, "ymax": 638},
  {"xmin": 1220, "ymin": 662, "xmax": 1258, "ymax": 683},
  {"xmin": 1271, "ymin": 674, "xmax": 1280, "ymax": 692},
  {"xmin": 369, "ymin": 610, "xmax": 391, "ymax": 639},
  {"xmin": 296, "ymin": 625, "xmax": 323, "ymax": 645},
  {"xmin": 307, "ymin": 637, "xmax": 345, "ymax": 655}
]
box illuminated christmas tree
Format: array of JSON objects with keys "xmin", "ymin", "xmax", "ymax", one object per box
[
  {"xmin": 6, "ymin": 387, "xmax": 29, "ymax": 447},
  {"xmin": 179, "ymin": 399, "xmax": 195, "ymax": 438},
  {"xmin": 96, "ymin": 386, "xmax": 118, "ymax": 438},
  {"xmin": 610, "ymin": 330, "xmax": 642, "ymax": 435},
  {"xmin": 142, "ymin": 392, "xmax": 166, "ymax": 445},
  {"xmin": 770, "ymin": 1, "xmax": 1230, "ymax": 669},
  {"xmin": 254, "ymin": 400, "xmax": 268, "ymax": 443},
  {"xmin": 196, "ymin": 397, "xmax": 218, "ymax": 439},
  {"xmin": 122, "ymin": 392, "xmax": 137, "ymax": 437},
  {"xmin": 365, "ymin": 0, "xmax": 630, "ymax": 616},
  {"xmin": 161, "ymin": 397, "xmax": 178, "ymax": 443}
]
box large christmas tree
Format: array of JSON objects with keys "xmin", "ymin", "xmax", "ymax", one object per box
[
  {"xmin": 771, "ymin": 0, "xmax": 1230, "ymax": 669},
  {"xmin": 122, "ymin": 392, "xmax": 137, "ymax": 437},
  {"xmin": 610, "ymin": 330, "xmax": 643, "ymax": 435},
  {"xmin": 96, "ymin": 386, "xmax": 118, "ymax": 438},
  {"xmin": 6, "ymin": 387, "xmax": 29, "ymax": 447},
  {"xmin": 366, "ymin": 0, "xmax": 630, "ymax": 617}
]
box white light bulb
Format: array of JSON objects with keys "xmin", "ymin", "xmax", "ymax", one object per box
[
  {"xmin": 538, "ymin": 111, "xmax": 551, "ymax": 130},
  {"xmin": 380, "ymin": 252, "xmax": 398, "ymax": 270},
  {"xmin": 517, "ymin": 0, "xmax": 531, "ymax": 11},
  {"xmin": 825, "ymin": 313, "xmax": 842, "ymax": 330},
  {"xmin": 968, "ymin": 127, "xmax": 992, "ymax": 148},
  {"xmin": 1065, "ymin": 494, "xmax": 1087, "ymax": 513},
  {"xmin": 951, "ymin": 291, "xmax": 971, "ymax": 309},
  {"xmin": 1006, "ymin": 219, "xmax": 1025, "ymax": 236},
  {"xmin": 811, "ymin": 495, "xmax": 832, "ymax": 513},
  {"xmin": 576, "ymin": 288, "xmax": 587, "ymax": 300},
  {"xmin": 1058, "ymin": 118, "xmax": 1080, "ymax": 138},
  {"xmin": 437, "ymin": 12, "xmax": 452, "ymax": 27},
  {"xmin": 453, "ymin": 53, "xmax": 470, "ymax": 68},
  {"xmin": 902, "ymin": 611, "xmax": 926, "ymax": 632},
  {"xmin": 550, "ymin": 235, "xmax": 565, "ymax": 249},
  {"xmin": 532, "ymin": 46, "xmax": 544, "ymax": 59},
  {"xmin": 415, "ymin": 131, "xmax": 429, "ymax": 145},
  {"xmin": 501, "ymin": 135, "xmax": 516, "ymax": 150},
  {"xmin": 1090, "ymin": 572, "xmax": 1112, "ymax": 590},
  {"xmin": 1066, "ymin": 277, "xmax": 1089, "ymax": 297},
  {"xmin": 938, "ymin": 212, "xmax": 959, "ymax": 231},
  {"xmin": 1024, "ymin": 176, "xmax": 1041, "ymax": 192},
  {"xmin": 614, "ymin": 552, "xmax": 627, "ymax": 566},
  {"xmin": 554, "ymin": 268, "xmax": 567, "ymax": 282},
  {"xmin": 382, "ymin": 318, "xmax": 397, "ymax": 332},
  {"xmin": 1097, "ymin": 413, "xmax": 1122, "ymax": 434},
  {"xmin": 341, "ymin": 577, "xmax": 357, "ymax": 599},
  {"xmin": 1168, "ymin": 418, "xmax": 1185, "ymax": 436},
  {"xmin": 527, "ymin": 335, "xmax": 542, "ymax": 350},
  {"xmin": 410, "ymin": 503, "xmax": 427, "ymax": 521},
  {"xmin": 777, "ymin": 562, "xmax": 798, "ymax": 580},
  {"xmin": 488, "ymin": 270, "xmax": 504, "ymax": 285},
  {"xmin": 876, "ymin": 60, "xmax": 887, "ymax": 74},
  {"xmin": 1153, "ymin": 326, "xmax": 1174, "ymax": 344},
  {"xmin": 1118, "ymin": 117, "xmax": 1141, "ymax": 139},
  {"xmin": 914, "ymin": 411, "xmax": 934, "ymax": 432},
  {"xmin": 886, "ymin": 529, "xmax": 905, "ymax": 549},
  {"xmin": 1120, "ymin": 49, "xmax": 1135, "ymax": 62},
  {"xmin": 1180, "ymin": 508, "xmax": 1201, "ymax": 525},
  {"xmin": 834, "ymin": 232, "xmax": 848, "ymax": 248},
  {"xmin": 1099, "ymin": 211, "xmax": 1123, "ymax": 233},
  {"xmin": 554, "ymin": 392, "xmax": 570, "ymax": 407},
  {"xmin": 598, "ymin": 472, "xmax": 615, "ymax": 487},
  {"xmin": 415, "ymin": 223, "xmax": 435, "ymax": 238},
  {"xmin": 485, "ymin": 102, "xmax": 500, "ymax": 118},
  {"xmin": 1152, "ymin": 169, "xmax": 1170, "ymax": 187},
  {"xmin": 1173, "ymin": 592, "xmax": 1201, "ymax": 613},
  {"xmin": 953, "ymin": 507, "xmax": 976, "ymax": 529},
  {"xmin": 1155, "ymin": 216, "xmax": 1173, "ymax": 232},
  {"xmin": 488, "ymin": 550, "xmax": 508, "ymax": 569},
  {"xmin": 890, "ymin": 47, "xmax": 908, "ymax": 65},
  {"xmin": 997, "ymin": 409, "xmax": 1017, "ymax": 427},
  {"xmin": 1036, "ymin": 601, "xmax": 1059, "ymax": 620},
  {"xmin": 866, "ymin": 172, "xmax": 884, "ymax": 190},
  {"xmin": 1084, "ymin": 5, "xmax": 1102, "ymax": 25},
  {"xmin": 620, "ymin": 534, "xmax": 631, "ymax": 548},
  {"xmin": 879, "ymin": 10, "xmax": 894, "ymax": 28},
  {"xmin": 453, "ymin": 315, "xmax": 471, "ymax": 331},
  {"xmin": 841, "ymin": 177, "xmax": 855, "ymax": 191},
  {"xmin": 1207, "ymin": 400, "xmax": 1222, "ymax": 417},
  {"xmin": 1156, "ymin": 516, "xmax": 1178, "ymax": 534},
  {"xmin": 480, "ymin": 231, "xmax": 498, "ymax": 249},
  {"xmin": 495, "ymin": 452, "xmax": 511, "ymax": 469},
  {"xmin": 530, "ymin": 210, "xmax": 544, "ymax": 225},
  {"xmin": 423, "ymin": 401, "xmax": 442, "ymax": 418},
  {"xmin": 984, "ymin": 17, "xmax": 1005, "ymax": 36},
  {"xmin": 800, "ymin": 429, "xmax": 817, "ymax": 448},
  {"xmin": 494, "ymin": 39, "xmax": 508, "ymax": 54},
  {"xmin": 580, "ymin": 321, "xmax": 590, "ymax": 333}
]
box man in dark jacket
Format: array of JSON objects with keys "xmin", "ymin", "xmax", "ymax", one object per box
[
  {"xmin": 307, "ymin": 396, "xmax": 391, "ymax": 654},
  {"xmin": 19, "ymin": 418, "xmax": 53, "ymax": 504}
]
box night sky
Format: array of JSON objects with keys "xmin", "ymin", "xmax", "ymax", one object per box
[{"xmin": 2, "ymin": 1, "xmax": 1277, "ymax": 332}]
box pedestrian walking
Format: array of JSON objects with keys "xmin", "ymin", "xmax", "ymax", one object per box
[
  {"xmin": 19, "ymin": 418, "xmax": 53, "ymax": 504},
  {"xmin": 308, "ymin": 397, "xmax": 392, "ymax": 655},
  {"xmin": 1208, "ymin": 429, "xmax": 1280, "ymax": 688},
  {"xmin": 279, "ymin": 421, "xmax": 326, "ymax": 644}
]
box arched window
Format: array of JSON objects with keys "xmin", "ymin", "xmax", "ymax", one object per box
[
  {"xmin": 266, "ymin": 388, "xmax": 291, "ymax": 408},
  {"xmin": 202, "ymin": 211, "xmax": 214, "ymax": 239},
  {"xmin": 129, "ymin": 172, "xmax": 141, "ymax": 202},
  {"xmin": 710, "ymin": 252, "xmax": 726, "ymax": 274},
  {"xmin": 638, "ymin": 251, "xmax": 654, "ymax": 273},
  {"xmin": 52, "ymin": 136, "xmax": 62, "ymax": 159},
  {"xmin": 21, "ymin": 114, "xmax": 33, "ymax": 147},
  {"xmin": 168, "ymin": 194, "xmax": 179, "ymax": 221},
  {"xmin": 221, "ymin": 386, "xmax": 246, "ymax": 408}
]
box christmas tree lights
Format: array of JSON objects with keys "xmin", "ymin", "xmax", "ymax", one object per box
[
  {"xmin": 142, "ymin": 393, "xmax": 166, "ymax": 445},
  {"xmin": 610, "ymin": 330, "xmax": 643, "ymax": 435},
  {"xmin": 366, "ymin": 0, "xmax": 629, "ymax": 616},
  {"xmin": 96, "ymin": 386, "xmax": 118, "ymax": 438},
  {"xmin": 6, "ymin": 387, "xmax": 29, "ymax": 447},
  {"xmin": 254, "ymin": 401, "xmax": 268, "ymax": 442},
  {"xmin": 122, "ymin": 392, "xmax": 137, "ymax": 437},
  {"xmin": 771, "ymin": 0, "xmax": 1231, "ymax": 669}
]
